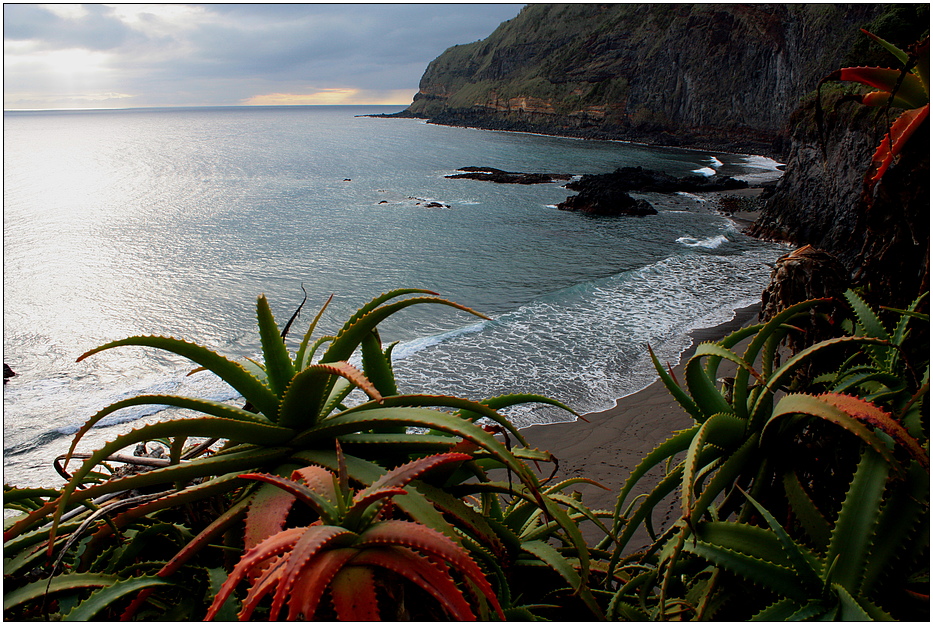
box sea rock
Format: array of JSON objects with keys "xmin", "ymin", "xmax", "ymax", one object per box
[
  {"xmin": 3, "ymin": 363, "xmax": 15, "ymax": 383},
  {"xmin": 557, "ymin": 188, "xmax": 657, "ymax": 217},
  {"xmin": 446, "ymin": 166, "xmax": 572, "ymax": 184},
  {"xmin": 565, "ymin": 166, "xmax": 748, "ymax": 195}
]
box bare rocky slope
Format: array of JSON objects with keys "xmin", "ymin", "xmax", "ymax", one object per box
[{"xmin": 397, "ymin": 4, "xmax": 888, "ymax": 156}]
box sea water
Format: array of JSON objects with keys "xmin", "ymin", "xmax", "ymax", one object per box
[{"xmin": 3, "ymin": 105, "xmax": 787, "ymax": 487}]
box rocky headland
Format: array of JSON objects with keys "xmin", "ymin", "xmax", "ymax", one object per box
[
  {"xmin": 386, "ymin": 4, "xmax": 892, "ymax": 157},
  {"xmin": 392, "ymin": 3, "xmax": 927, "ymax": 306}
]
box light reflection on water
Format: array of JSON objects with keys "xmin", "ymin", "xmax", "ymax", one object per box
[{"xmin": 3, "ymin": 105, "xmax": 785, "ymax": 487}]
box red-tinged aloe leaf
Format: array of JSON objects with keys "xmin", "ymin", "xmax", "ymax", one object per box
[
  {"xmin": 349, "ymin": 546, "xmax": 483, "ymax": 620},
  {"xmin": 766, "ymin": 393, "xmax": 923, "ymax": 472},
  {"xmin": 205, "ymin": 528, "xmax": 303, "ymax": 621},
  {"xmin": 365, "ymin": 452, "xmax": 472, "ymax": 493},
  {"xmin": 244, "ymin": 481, "xmax": 297, "ymax": 551},
  {"xmin": 866, "ymin": 104, "xmax": 930, "ymax": 188},
  {"xmin": 819, "ymin": 393, "xmax": 928, "ymax": 469},
  {"xmin": 356, "ymin": 519, "xmax": 501, "ymax": 611},
  {"xmin": 344, "ymin": 487, "xmax": 408, "ymax": 529},
  {"xmin": 269, "ymin": 526, "xmax": 358, "ymax": 620},
  {"xmin": 828, "ymin": 67, "xmax": 927, "ymax": 108},
  {"xmin": 278, "ymin": 361, "xmax": 382, "ymax": 430},
  {"xmin": 76, "ymin": 335, "xmax": 279, "ymax": 420},
  {"xmin": 858, "ymin": 89, "xmax": 920, "ymax": 109},
  {"xmin": 239, "ymin": 472, "xmax": 341, "ymax": 523},
  {"xmin": 285, "ymin": 547, "xmax": 358, "ymax": 621},
  {"xmin": 256, "ymin": 295, "xmax": 296, "ymax": 399},
  {"xmin": 649, "ymin": 345, "xmax": 702, "ymax": 420},
  {"xmin": 330, "ymin": 565, "xmax": 380, "ymax": 620},
  {"xmin": 237, "ymin": 554, "xmax": 289, "ymax": 620}
]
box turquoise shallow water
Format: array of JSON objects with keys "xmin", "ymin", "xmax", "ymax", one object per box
[{"xmin": 3, "ymin": 105, "xmax": 787, "ymax": 487}]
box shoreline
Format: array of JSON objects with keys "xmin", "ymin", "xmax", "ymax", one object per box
[{"xmin": 520, "ymin": 302, "xmax": 761, "ymax": 533}]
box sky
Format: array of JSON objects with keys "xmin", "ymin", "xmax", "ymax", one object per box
[{"xmin": 3, "ymin": 3, "xmax": 524, "ymax": 110}]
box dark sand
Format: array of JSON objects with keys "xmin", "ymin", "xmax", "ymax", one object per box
[{"xmin": 520, "ymin": 303, "xmax": 761, "ymax": 543}]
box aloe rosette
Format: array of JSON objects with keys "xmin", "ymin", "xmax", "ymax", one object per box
[
  {"xmin": 3, "ymin": 289, "xmax": 578, "ymax": 619},
  {"xmin": 205, "ymin": 449, "xmax": 504, "ymax": 620}
]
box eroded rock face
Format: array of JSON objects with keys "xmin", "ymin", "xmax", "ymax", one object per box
[
  {"xmin": 750, "ymin": 92, "xmax": 929, "ymax": 310},
  {"xmin": 400, "ymin": 4, "xmax": 887, "ymax": 155}
]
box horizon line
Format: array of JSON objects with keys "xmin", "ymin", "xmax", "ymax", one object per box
[{"xmin": 3, "ymin": 103, "xmax": 410, "ymax": 113}]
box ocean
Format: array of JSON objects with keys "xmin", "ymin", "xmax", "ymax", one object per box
[{"xmin": 3, "ymin": 105, "xmax": 788, "ymax": 488}]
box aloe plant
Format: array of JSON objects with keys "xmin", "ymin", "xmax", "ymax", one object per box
[
  {"xmin": 602, "ymin": 289, "xmax": 929, "ymax": 619},
  {"xmin": 818, "ymin": 30, "xmax": 929, "ymax": 197},
  {"xmin": 3, "ymin": 289, "xmax": 578, "ymax": 620},
  {"xmin": 204, "ymin": 447, "xmax": 503, "ymax": 620}
]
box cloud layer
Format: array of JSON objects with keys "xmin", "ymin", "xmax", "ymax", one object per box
[{"xmin": 3, "ymin": 3, "xmax": 523, "ymax": 109}]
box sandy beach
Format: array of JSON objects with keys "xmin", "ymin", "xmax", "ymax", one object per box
[{"xmin": 521, "ymin": 303, "xmax": 761, "ymax": 543}]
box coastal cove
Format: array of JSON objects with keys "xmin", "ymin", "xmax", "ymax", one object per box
[{"xmin": 3, "ymin": 105, "xmax": 787, "ymax": 489}]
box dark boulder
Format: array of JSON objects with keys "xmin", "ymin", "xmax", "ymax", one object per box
[
  {"xmin": 557, "ymin": 188, "xmax": 657, "ymax": 217},
  {"xmin": 564, "ymin": 166, "xmax": 749, "ymax": 194}
]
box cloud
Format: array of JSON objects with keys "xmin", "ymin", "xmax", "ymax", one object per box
[{"xmin": 3, "ymin": 3, "xmax": 524, "ymax": 109}]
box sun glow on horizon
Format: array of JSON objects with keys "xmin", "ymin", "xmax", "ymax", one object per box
[{"xmin": 242, "ymin": 88, "xmax": 413, "ymax": 107}]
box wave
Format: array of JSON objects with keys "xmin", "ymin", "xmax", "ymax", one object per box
[
  {"xmin": 692, "ymin": 166, "xmax": 716, "ymax": 177},
  {"xmin": 676, "ymin": 234, "xmax": 729, "ymax": 249},
  {"xmin": 390, "ymin": 249, "xmax": 782, "ymax": 428}
]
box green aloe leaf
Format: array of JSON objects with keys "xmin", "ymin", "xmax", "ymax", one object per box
[
  {"xmin": 278, "ymin": 362, "xmax": 381, "ymax": 430},
  {"xmin": 783, "ymin": 471, "xmax": 832, "ymax": 549},
  {"xmin": 360, "ymin": 330, "xmax": 399, "ymax": 397},
  {"xmin": 768, "ymin": 393, "xmax": 928, "ymax": 470},
  {"xmin": 649, "ymin": 345, "xmax": 702, "ymax": 420},
  {"xmin": 344, "ymin": 393, "xmax": 531, "ymax": 447},
  {"xmin": 320, "ymin": 296, "xmax": 488, "ymax": 364},
  {"xmin": 294, "ymin": 294, "xmax": 333, "ymax": 370},
  {"xmin": 612, "ymin": 426, "xmax": 697, "ymax": 529},
  {"xmin": 63, "ymin": 575, "xmax": 175, "ymax": 621},
  {"xmin": 51, "ymin": 439, "xmax": 291, "ymax": 543},
  {"xmin": 4, "ymin": 572, "xmax": 119, "ymax": 611},
  {"xmin": 681, "ymin": 413, "xmax": 746, "ymax": 519},
  {"xmin": 685, "ymin": 523, "xmax": 808, "ymax": 600},
  {"xmin": 825, "ymin": 448, "xmax": 888, "ymax": 592},
  {"xmin": 295, "ymin": 407, "xmax": 536, "ymax": 489},
  {"xmin": 256, "ymin": 295, "xmax": 297, "ymax": 398},
  {"xmin": 63, "ymin": 394, "xmax": 274, "ymax": 473},
  {"xmin": 861, "ymin": 29, "xmax": 911, "ymax": 66},
  {"xmin": 739, "ymin": 488, "xmax": 824, "ymax": 590},
  {"xmin": 77, "ymin": 335, "xmax": 279, "ymax": 420}
]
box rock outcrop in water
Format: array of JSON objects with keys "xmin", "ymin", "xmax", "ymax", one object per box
[
  {"xmin": 392, "ymin": 4, "xmax": 886, "ymax": 156},
  {"xmin": 556, "ymin": 167, "xmax": 748, "ymax": 217},
  {"xmin": 445, "ymin": 167, "xmax": 572, "ymax": 184}
]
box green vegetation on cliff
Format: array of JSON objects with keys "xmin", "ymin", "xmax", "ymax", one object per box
[{"xmin": 404, "ymin": 4, "xmax": 890, "ymax": 153}]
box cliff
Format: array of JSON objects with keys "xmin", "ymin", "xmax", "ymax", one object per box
[{"xmin": 399, "ymin": 4, "xmax": 887, "ymax": 156}]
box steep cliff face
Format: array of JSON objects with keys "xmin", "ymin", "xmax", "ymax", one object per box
[{"xmin": 403, "ymin": 4, "xmax": 885, "ymax": 155}]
